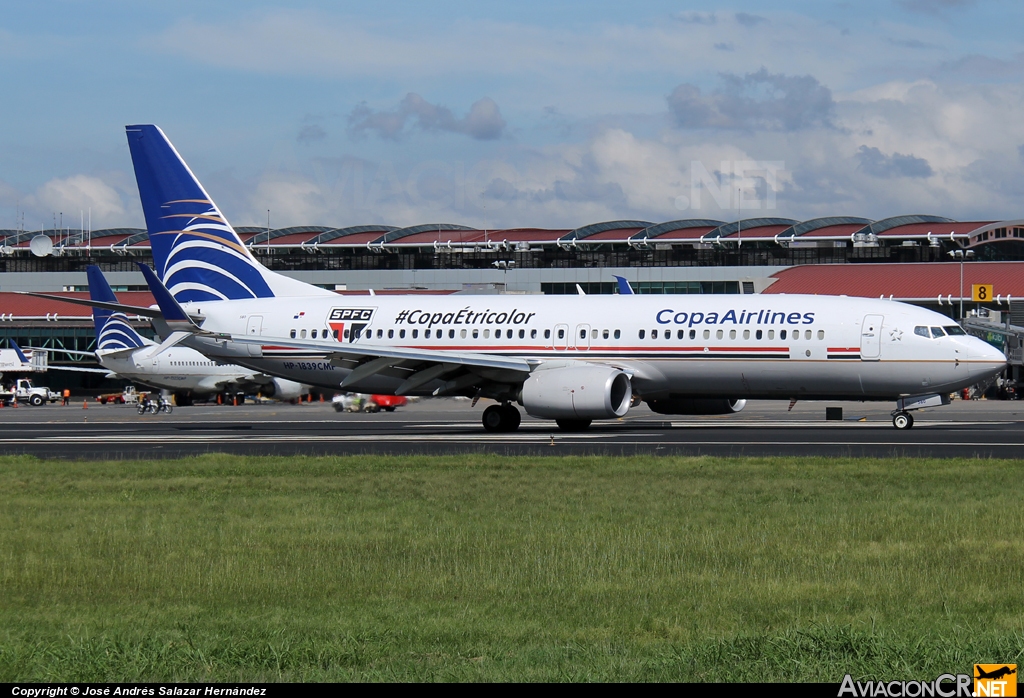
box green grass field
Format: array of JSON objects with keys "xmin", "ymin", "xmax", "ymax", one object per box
[{"xmin": 0, "ymin": 454, "xmax": 1021, "ymax": 681}]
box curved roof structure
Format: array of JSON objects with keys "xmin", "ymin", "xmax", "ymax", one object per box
[
  {"xmin": 371, "ymin": 223, "xmax": 475, "ymax": 246},
  {"xmin": 776, "ymin": 217, "xmax": 873, "ymax": 239},
  {"xmin": 559, "ymin": 220, "xmax": 653, "ymax": 243},
  {"xmin": 311, "ymin": 225, "xmax": 398, "ymax": 245},
  {"xmin": 854, "ymin": 215, "xmax": 954, "ymax": 237},
  {"xmin": 248, "ymin": 225, "xmax": 333, "ymax": 246},
  {"xmin": 631, "ymin": 219, "xmax": 726, "ymax": 242},
  {"xmin": 703, "ymin": 218, "xmax": 799, "ymax": 241}
]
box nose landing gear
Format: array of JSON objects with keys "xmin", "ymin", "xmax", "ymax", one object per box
[{"xmin": 892, "ymin": 411, "xmax": 914, "ymax": 430}]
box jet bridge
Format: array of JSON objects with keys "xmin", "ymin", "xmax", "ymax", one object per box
[{"xmin": 962, "ymin": 301, "xmax": 1023, "ymax": 398}]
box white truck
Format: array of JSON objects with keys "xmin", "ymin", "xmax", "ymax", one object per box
[{"xmin": 1, "ymin": 378, "xmax": 62, "ymax": 406}]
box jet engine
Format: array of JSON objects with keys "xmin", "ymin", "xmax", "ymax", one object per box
[
  {"xmin": 261, "ymin": 378, "xmax": 307, "ymax": 401},
  {"xmin": 520, "ymin": 365, "xmax": 632, "ymax": 420},
  {"xmin": 646, "ymin": 398, "xmax": 747, "ymax": 415}
]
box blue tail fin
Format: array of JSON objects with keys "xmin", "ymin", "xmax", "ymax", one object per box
[
  {"xmin": 10, "ymin": 341, "xmax": 29, "ymax": 364},
  {"xmin": 125, "ymin": 125, "xmax": 331, "ymax": 302},
  {"xmin": 87, "ymin": 266, "xmax": 150, "ymax": 350}
]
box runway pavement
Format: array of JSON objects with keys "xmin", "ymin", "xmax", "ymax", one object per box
[{"xmin": 0, "ymin": 397, "xmax": 1021, "ymax": 459}]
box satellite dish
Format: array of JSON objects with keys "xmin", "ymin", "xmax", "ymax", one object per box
[
  {"xmin": 29, "ymin": 235, "xmax": 53, "ymax": 257},
  {"xmin": 0, "ymin": 245, "xmax": 13, "ymax": 256}
]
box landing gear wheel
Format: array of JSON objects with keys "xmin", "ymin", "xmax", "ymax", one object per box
[
  {"xmin": 482, "ymin": 405, "xmax": 505, "ymax": 432},
  {"xmin": 482, "ymin": 404, "xmax": 522, "ymax": 432},
  {"xmin": 556, "ymin": 418, "xmax": 592, "ymax": 432},
  {"xmin": 502, "ymin": 404, "xmax": 521, "ymax": 431},
  {"xmin": 892, "ymin": 412, "xmax": 914, "ymax": 430}
]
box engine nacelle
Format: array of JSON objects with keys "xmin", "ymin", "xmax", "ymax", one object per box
[
  {"xmin": 646, "ymin": 398, "xmax": 746, "ymax": 415},
  {"xmin": 521, "ymin": 365, "xmax": 632, "ymax": 420},
  {"xmin": 263, "ymin": 378, "xmax": 307, "ymax": 401}
]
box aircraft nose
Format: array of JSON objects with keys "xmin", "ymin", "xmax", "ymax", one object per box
[{"xmin": 968, "ymin": 338, "xmax": 1007, "ymax": 378}]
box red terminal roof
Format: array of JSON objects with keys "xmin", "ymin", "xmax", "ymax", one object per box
[
  {"xmin": 875, "ymin": 222, "xmax": 990, "ymax": 237},
  {"xmin": 724, "ymin": 224, "xmax": 792, "ymax": 239},
  {"xmin": 764, "ymin": 262, "xmax": 1024, "ymax": 300}
]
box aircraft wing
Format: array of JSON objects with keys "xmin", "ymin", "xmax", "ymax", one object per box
[
  {"xmin": 20, "ymin": 292, "xmax": 165, "ymax": 319},
  {"xmin": 46, "ymin": 365, "xmax": 113, "ymax": 374},
  {"xmin": 225, "ymin": 334, "xmax": 532, "ymax": 395}
]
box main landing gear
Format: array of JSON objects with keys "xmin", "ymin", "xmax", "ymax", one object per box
[{"xmin": 482, "ymin": 403, "xmax": 521, "ymax": 432}]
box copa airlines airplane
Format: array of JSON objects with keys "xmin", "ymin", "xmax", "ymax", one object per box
[
  {"xmin": 41, "ymin": 266, "xmax": 308, "ymax": 405},
  {"xmin": 41, "ymin": 124, "xmax": 1008, "ymax": 431}
]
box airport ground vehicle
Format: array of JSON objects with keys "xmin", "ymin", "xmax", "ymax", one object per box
[
  {"xmin": 0, "ymin": 378, "xmax": 60, "ymax": 406},
  {"xmin": 97, "ymin": 386, "xmax": 141, "ymax": 405},
  {"xmin": 332, "ymin": 394, "xmax": 408, "ymax": 413}
]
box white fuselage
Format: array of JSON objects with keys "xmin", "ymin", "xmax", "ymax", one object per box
[
  {"xmin": 97, "ymin": 345, "xmax": 253, "ymax": 394},
  {"xmin": 167, "ymin": 293, "xmax": 1006, "ymax": 401}
]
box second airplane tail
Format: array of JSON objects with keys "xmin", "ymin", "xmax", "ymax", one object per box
[
  {"xmin": 125, "ymin": 124, "xmax": 332, "ymax": 303},
  {"xmin": 88, "ymin": 266, "xmax": 151, "ymax": 351}
]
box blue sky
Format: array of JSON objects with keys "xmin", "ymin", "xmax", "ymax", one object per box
[{"xmin": 2, "ymin": 0, "xmax": 1023, "ymax": 231}]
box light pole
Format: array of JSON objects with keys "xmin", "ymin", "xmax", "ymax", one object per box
[{"xmin": 948, "ymin": 248, "xmax": 975, "ymax": 319}]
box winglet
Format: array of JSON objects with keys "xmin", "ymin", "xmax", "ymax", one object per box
[
  {"xmin": 613, "ymin": 276, "xmax": 634, "ymax": 295},
  {"xmin": 137, "ymin": 263, "xmax": 202, "ymax": 333},
  {"xmin": 10, "ymin": 340, "xmax": 29, "ymax": 364}
]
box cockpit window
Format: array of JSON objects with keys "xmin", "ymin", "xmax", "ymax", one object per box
[
  {"xmin": 930, "ymin": 327, "xmax": 946, "ymax": 338},
  {"xmin": 914, "ymin": 326, "xmax": 929, "ymax": 338},
  {"xmin": 943, "ymin": 325, "xmax": 966, "ymax": 336}
]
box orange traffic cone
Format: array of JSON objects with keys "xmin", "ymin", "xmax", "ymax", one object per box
[
  {"xmin": 217, "ymin": 393, "xmax": 222, "ymax": 405},
  {"xmin": 12, "ymin": 398, "xmax": 18, "ymax": 408},
  {"xmin": 83, "ymin": 400, "xmax": 88, "ymax": 409}
]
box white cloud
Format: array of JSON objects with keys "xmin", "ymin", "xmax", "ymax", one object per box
[{"xmin": 26, "ymin": 175, "xmax": 127, "ymax": 228}]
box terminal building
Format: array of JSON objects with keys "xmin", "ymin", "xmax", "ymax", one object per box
[{"xmin": 1, "ymin": 214, "xmax": 1023, "ymax": 393}]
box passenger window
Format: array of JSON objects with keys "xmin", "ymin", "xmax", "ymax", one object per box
[
  {"xmin": 388, "ymin": 329, "xmax": 393, "ymax": 339},
  {"xmin": 780, "ymin": 330, "xmax": 787, "ymax": 340},
  {"xmin": 580, "ymin": 329, "xmax": 586, "ymax": 339},
  {"xmin": 602, "ymin": 329, "xmax": 609, "ymax": 339},
  {"xmin": 484, "ymin": 329, "xmax": 490, "ymax": 339},
  {"xmin": 531, "ymin": 329, "xmax": 537, "ymax": 339},
  {"xmin": 756, "ymin": 329, "xmax": 763, "ymax": 340},
  {"xmin": 591, "ymin": 329, "xmax": 597, "ymax": 339},
  {"xmin": 931, "ymin": 327, "xmax": 946, "ymax": 338},
  {"xmin": 614, "ymin": 329, "xmax": 621, "ymax": 339},
  {"xmin": 425, "ymin": 329, "xmax": 432, "ymax": 339},
  {"xmin": 300, "ymin": 329, "xmax": 307, "ymax": 339},
  {"xmin": 703, "ymin": 329, "xmax": 710, "ymax": 340},
  {"xmin": 495, "ymin": 329, "xmax": 501, "ymax": 339},
  {"xmin": 473, "ymin": 329, "xmax": 479, "ymax": 339},
  {"xmin": 639, "ymin": 329, "xmax": 646, "ymax": 339},
  {"xmin": 744, "ymin": 329, "xmax": 750, "ymax": 340},
  {"xmin": 311, "ymin": 329, "xmax": 318, "ymax": 339},
  {"xmin": 290, "ymin": 329, "xmax": 296, "ymax": 339},
  {"xmin": 716, "ymin": 329, "xmax": 723, "ymax": 339},
  {"xmin": 729, "ymin": 329, "xmax": 736, "ymax": 339},
  {"xmin": 412, "ymin": 329, "xmax": 418, "ymax": 339},
  {"xmin": 377, "ymin": 329, "xmax": 383, "ymax": 339},
  {"xmin": 689, "ymin": 329, "xmax": 696, "ymax": 340},
  {"xmin": 461, "ymin": 329, "xmax": 467, "ymax": 339},
  {"xmin": 768, "ymin": 330, "xmax": 774, "ymax": 340},
  {"xmin": 344, "ymin": 329, "xmax": 350, "ymax": 339},
  {"xmin": 558, "ymin": 329, "xmax": 565, "ymax": 339},
  {"xmin": 545, "ymin": 329, "xmax": 551, "ymax": 339},
  {"xmin": 520, "ymin": 329, "xmax": 525, "ymax": 339},
  {"xmin": 817, "ymin": 330, "xmax": 824, "ymax": 340},
  {"xmin": 805, "ymin": 330, "xmax": 812, "ymax": 340},
  {"xmin": 399, "ymin": 329, "xmax": 406, "ymax": 339},
  {"xmin": 652, "ymin": 329, "xmax": 658, "ymax": 339},
  {"xmin": 450, "ymin": 329, "xmax": 456, "ymax": 339},
  {"xmin": 677, "ymin": 329, "xmax": 684, "ymax": 340}
]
